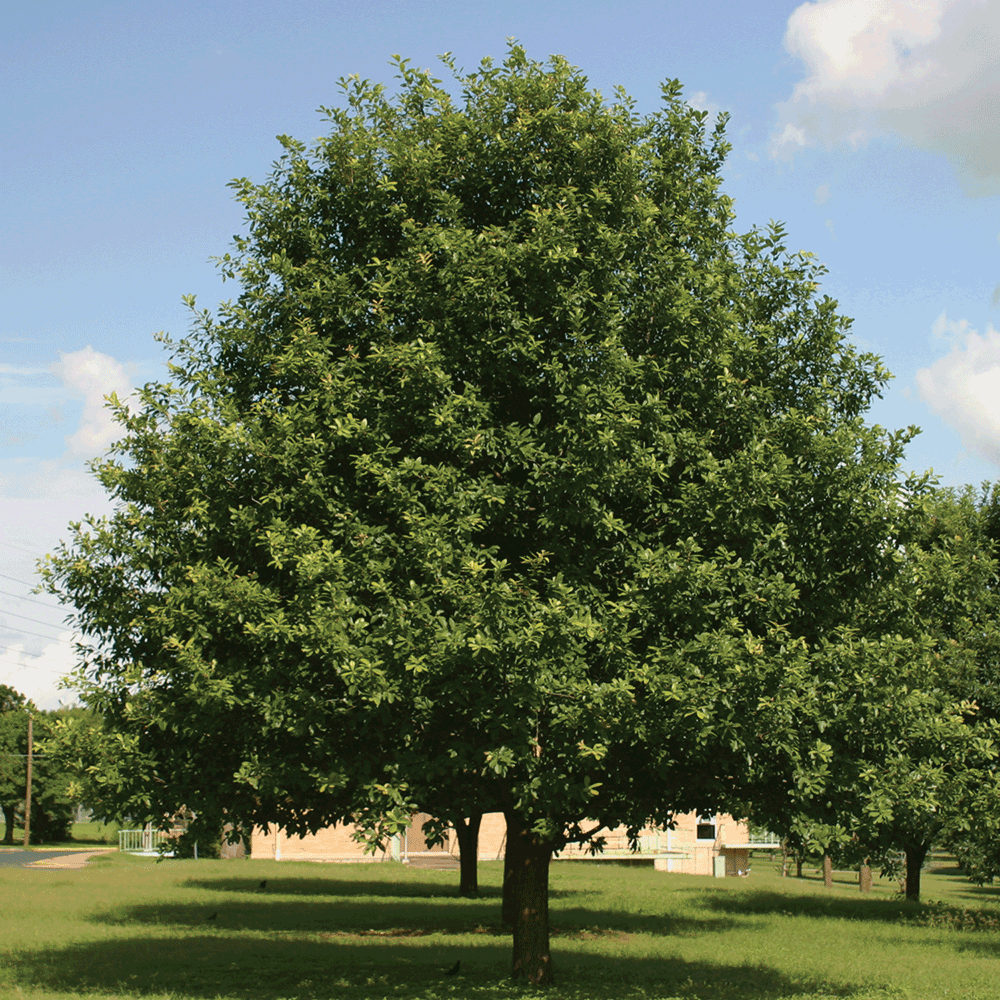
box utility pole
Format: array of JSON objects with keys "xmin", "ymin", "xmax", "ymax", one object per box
[{"xmin": 22, "ymin": 712, "xmax": 32, "ymax": 847}]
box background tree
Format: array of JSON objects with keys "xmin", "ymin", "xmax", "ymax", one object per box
[
  {"xmin": 0, "ymin": 685, "xmax": 30, "ymax": 843},
  {"xmin": 42, "ymin": 47, "xmax": 913, "ymax": 983},
  {"xmin": 752, "ymin": 485, "xmax": 1000, "ymax": 901},
  {"xmin": 0, "ymin": 687, "xmax": 76, "ymax": 844}
]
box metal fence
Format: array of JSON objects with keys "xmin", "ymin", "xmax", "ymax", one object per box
[{"xmin": 118, "ymin": 827, "xmax": 171, "ymax": 853}]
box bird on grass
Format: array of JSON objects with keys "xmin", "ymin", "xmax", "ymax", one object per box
[
  {"xmin": 444, "ymin": 961, "xmax": 460, "ymax": 977},
  {"xmin": 258, "ymin": 880, "xmax": 268, "ymax": 891},
  {"xmin": 205, "ymin": 912, "xmax": 218, "ymax": 922}
]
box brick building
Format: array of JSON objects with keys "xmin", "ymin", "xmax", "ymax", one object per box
[{"xmin": 250, "ymin": 810, "xmax": 759, "ymax": 876}]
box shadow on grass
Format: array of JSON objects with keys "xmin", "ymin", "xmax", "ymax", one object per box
[
  {"xmin": 95, "ymin": 896, "xmax": 740, "ymax": 940},
  {"xmin": 182, "ymin": 874, "xmax": 501, "ymax": 899},
  {"xmin": 4, "ymin": 933, "xmax": 862, "ymax": 1000},
  {"xmin": 696, "ymin": 888, "xmax": 1000, "ymax": 930},
  {"xmin": 179, "ymin": 874, "xmax": 591, "ymax": 901}
]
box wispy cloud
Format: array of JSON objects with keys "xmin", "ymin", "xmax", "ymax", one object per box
[
  {"xmin": 772, "ymin": 0, "xmax": 1000, "ymax": 194},
  {"xmin": 0, "ymin": 364, "xmax": 52, "ymax": 376},
  {"xmin": 916, "ymin": 311, "xmax": 1000, "ymax": 465}
]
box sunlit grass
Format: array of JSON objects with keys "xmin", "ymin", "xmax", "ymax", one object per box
[{"xmin": 1, "ymin": 850, "xmax": 998, "ymax": 999}]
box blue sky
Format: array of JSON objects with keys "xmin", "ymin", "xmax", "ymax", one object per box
[{"xmin": 3, "ymin": 0, "xmax": 999, "ymax": 707}]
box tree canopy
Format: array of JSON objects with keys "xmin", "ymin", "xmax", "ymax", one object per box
[{"xmin": 42, "ymin": 47, "xmax": 917, "ymax": 983}]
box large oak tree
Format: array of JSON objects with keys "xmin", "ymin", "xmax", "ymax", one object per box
[{"xmin": 42, "ymin": 48, "xmax": 912, "ymax": 983}]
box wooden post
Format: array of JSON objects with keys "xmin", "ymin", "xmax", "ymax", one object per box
[
  {"xmin": 823, "ymin": 854, "xmax": 833, "ymax": 888},
  {"xmin": 22, "ymin": 713, "xmax": 33, "ymax": 847}
]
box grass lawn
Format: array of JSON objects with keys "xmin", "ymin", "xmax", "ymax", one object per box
[{"xmin": 1, "ymin": 851, "xmax": 999, "ymax": 1000}]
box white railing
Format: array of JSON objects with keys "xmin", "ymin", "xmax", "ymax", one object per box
[{"xmin": 118, "ymin": 827, "xmax": 171, "ymax": 853}]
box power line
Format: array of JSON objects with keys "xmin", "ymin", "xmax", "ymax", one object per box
[
  {"xmin": 0, "ymin": 625, "xmax": 75, "ymax": 645},
  {"xmin": 0, "ymin": 607, "xmax": 71, "ymax": 633},
  {"xmin": 0, "ymin": 643, "xmax": 59, "ymax": 661},
  {"xmin": 0, "ymin": 587, "xmax": 64, "ymax": 610},
  {"xmin": 0, "ymin": 540, "xmax": 42, "ymax": 557},
  {"xmin": 0, "ymin": 570, "xmax": 38, "ymax": 588}
]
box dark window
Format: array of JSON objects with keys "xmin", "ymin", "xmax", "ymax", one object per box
[{"xmin": 697, "ymin": 814, "xmax": 716, "ymax": 840}]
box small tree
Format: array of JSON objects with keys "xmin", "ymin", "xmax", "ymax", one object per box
[{"xmin": 42, "ymin": 47, "xmax": 912, "ymax": 982}]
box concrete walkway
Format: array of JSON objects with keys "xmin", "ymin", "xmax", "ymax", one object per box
[
  {"xmin": 0, "ymin": 849, "xmax": 117, "ymax": 870},
  {"xmin": 30, "ymin": 849, "xmax": 116, "ymax": 869}
]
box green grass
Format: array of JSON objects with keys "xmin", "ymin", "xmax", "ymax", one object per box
[
  {"xmin": 0, "ymin": 821, "xmax": 124, "ymax": 849},
  {"xmin": 1, "ymin": 852, "xmax": 999, "ymax": 1000}
]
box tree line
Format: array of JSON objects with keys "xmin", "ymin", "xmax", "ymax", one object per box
[{"xmin": 35, "ymin": 46, "xmax": 1000, "ymax": 985}]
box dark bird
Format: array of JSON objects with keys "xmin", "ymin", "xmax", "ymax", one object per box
[
  {"xmin": 258, "ymin": 880, "xmax": 268, "ymax": 890},
  {"xmin": 445, "ymin": 961, "xmax": 460, "ymax": 977},
  {"xmin": 206, "ymin": 912, "xmax": 218, "ymax": 921}
]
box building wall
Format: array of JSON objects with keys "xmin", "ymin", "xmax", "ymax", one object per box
[
  {"xmin": 251, "ymin": 822, "xmax": 395, "ymax": 863},
  {"xmin": 251, "ymin": 810, "xmax": 749, "ymax": 876}
]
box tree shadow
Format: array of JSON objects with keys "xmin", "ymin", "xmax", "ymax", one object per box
[
  {"xmin": 93, "ymin": 894, "xmax": 738, "ymax": 940},
  {"xmin": 179, "ymin": 873, "xmax": 589, "ymax": 900},
  {"xmin": 696, "ymin": 889, "xmax": 963, "ymax": 927},
  {"xmin": 5, "ymin": 933, "xmax": 867, "ymax": 1000}
]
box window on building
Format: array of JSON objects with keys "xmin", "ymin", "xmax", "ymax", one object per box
[{"xmin": 696, "ymin": 814, "xmax": 716, "ymax": 840}]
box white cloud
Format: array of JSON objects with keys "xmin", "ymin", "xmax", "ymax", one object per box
[
  {"xmin": 0, "ymin": 347, "xmax": 135, "ymax": 705},
  {"xmin": 772, "ymin": 0, "xmax": 1000, "ymax": 194},
  {"xmin": 916, "ymin": 311, "xmax": 1000, "ymax": 465},
  {"xmin": 815, "ymin": 182, "xmax": 832, "ymax": 204},
  {"xmin": 0, "ymin": 631, "xmax": 83, "ymax": 710},
  {"xmin": 687, "ymin": 90, "xmax": 725, "ymax": 126},
  {"xmin": 51, "ymin": 346, "xmax": 134, "ymax": 458}
]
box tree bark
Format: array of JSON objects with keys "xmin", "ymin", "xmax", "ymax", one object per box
[
  {"xmin": 823, "ymin": 855, "xmax": 833, "ymax": 888},
  {"xmin": 1, "ymin": 803, "xmax": 15, "ymax": 844},
  {"xmin": 452, "ymin": 811, "xmax": 483, "ymax": 896},
  {"xmin": 506, "ymin": 812, "xmax": 556, "ymax": 985},
  {"xmin": 859, "ymin": 863, "xmax": 872, "ymax": 893},
  {"xmin": 904, "ymin": 843, "xmax": 928, "ymax": 902},
  {"xmin": 795, "ymin": 855, "xmax": 803, "ymax": 878},
  {"xmin": 502, "ymin": 821, "xmax": 518, "ymax": 928}
]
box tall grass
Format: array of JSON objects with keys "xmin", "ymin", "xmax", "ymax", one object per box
[{"xmin": 1, "ymin": 851, "xmax": 998, "ymax": 999}]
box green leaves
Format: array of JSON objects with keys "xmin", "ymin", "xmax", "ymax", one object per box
[{"xmin": 36, "ymin": 45, "xmax": 925, "ymax": 878}]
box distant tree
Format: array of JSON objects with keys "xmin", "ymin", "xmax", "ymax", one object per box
[
  {"xmin": 755, "ymin": 486, "xmax": 1000, "ymax": 901},
  {"xmin": 0, "ymin": 688, "xmax": 76, "ymax": 844},
  {"xmin": 41, "ymin": 47, "xmax": 913, "ymax": 982},
  {"xmin": 0, "ymin": 685, "xmax": 29, "ymax": 843}
]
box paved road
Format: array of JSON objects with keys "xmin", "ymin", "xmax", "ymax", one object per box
[{"xmin": 0, "ymin": 848, "xmax": 113, "ymax": 869}]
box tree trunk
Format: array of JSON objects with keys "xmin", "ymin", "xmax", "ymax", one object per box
[
  {"xmin": 502, "ymin": 821, "xmax": 518, "ymax": 927},
  {"xmin": 904, "ymin": 843, "xmax": 928, "ymax": 902},
  {"xmin": 452, "ymin": 811, "xmax": 483, "ymax": 896},
  {"xmin": 506, "ymin": 812, "xmax": 556, "ymax": 985},
  {"xmin": 823, "ymin": 855, "xmax": 833, "ymax": 888},
  {"xmin": 795, "ymin": 855, "xmax": 803, "ymax": 878},
  {"xmin": 859, "ymin": 863, "xmax": 873, "ymax": 893},
  {"xmin": 1, "ymin": 803, "xmax": 15, "ymax": 844}
]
